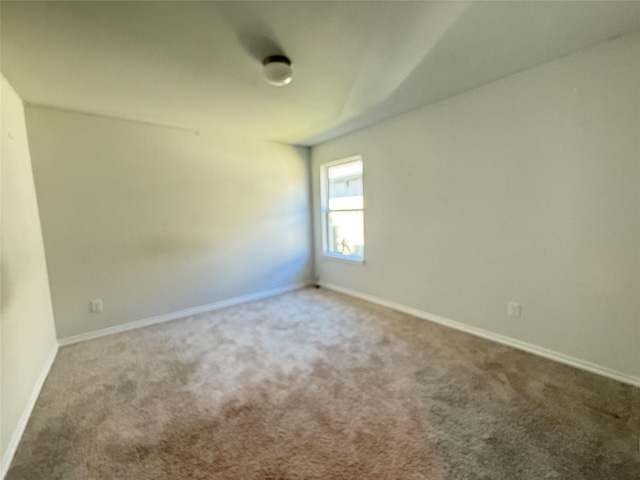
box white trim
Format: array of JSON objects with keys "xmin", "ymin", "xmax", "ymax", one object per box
[
  {"xmin": 1, "ymin": 344, "xmax": 58, "ymax": 479},
  {"xmin": 59, "ymin": 281, "xmax": 311, "ymax": 346},
  {"xmin": 320, "ymin": 154, "xmax": 363, "ymax": 170},
  {"xmin": 318, "ymin": 281, "xmax": 640, "ymax": 388},
  {"xmin": 321, "ymin": 252, "xmax": 365, "ymax": 265}
]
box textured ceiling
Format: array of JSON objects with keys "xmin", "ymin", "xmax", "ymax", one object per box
[{"xmin": 2, "ymin": 1, "xmax": 639, "ymax": 146}]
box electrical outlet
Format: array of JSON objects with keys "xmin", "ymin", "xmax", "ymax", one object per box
[
  {"xmin": 507, "ymin": 301, "xmax": 521, "ymax": 317},
  {"xmin": 90, "ymin": 299, "xmax": 103, "ymax": 313}
]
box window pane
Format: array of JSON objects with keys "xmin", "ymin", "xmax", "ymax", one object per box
[
  {"xmin": 328, "ymin": 160, "xmax": 363, "ymax": 210},
  {"xmin": 329, "ymin": 176, "xmax": 362, "ymax": 199},
  {"xmin": 328, "ymin": 160, "xmax": 362, "ymax": 180},
  {"xmin": 328, "ymin": 195, "xmax": 363, "ymax": 210},
  {"xmin": 327, "ymin": 211, "xmax": 364, "ymax": 258}
]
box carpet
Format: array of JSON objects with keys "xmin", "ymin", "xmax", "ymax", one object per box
[{"xmin": 6, "ymin": 287, "xmax": 640, "ymax": 479}]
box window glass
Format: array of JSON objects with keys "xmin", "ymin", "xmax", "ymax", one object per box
[{"xmin": 322, "ymin": 158, "xmax": 364, "ymax": 261}]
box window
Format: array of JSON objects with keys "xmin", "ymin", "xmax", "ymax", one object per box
[{"xmin": 321, "ymin": 156, "xmax": 364, "ymax": 261}]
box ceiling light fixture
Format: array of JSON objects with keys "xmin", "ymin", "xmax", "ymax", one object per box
[{"xmin": 263, "ymin": 55, "xmax": 293, "ymax": 86}]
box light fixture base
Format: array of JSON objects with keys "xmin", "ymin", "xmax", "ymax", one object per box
[{"xmin": 263, "ymin": 55, "xmax": 293, "ymax": 86}]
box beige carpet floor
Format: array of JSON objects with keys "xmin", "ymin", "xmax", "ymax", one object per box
[{"xmin": 6, "ymin": 287, "xmax": 640, "ymax": 479}]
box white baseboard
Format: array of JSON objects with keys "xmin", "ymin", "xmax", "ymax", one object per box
[
  {"xmin": 59, "ymin": 281, "xmax": 312, "ymax": 346},
  {"xmin": 319, "ymin": 281, "xmax": 640, "ymax": 388},
  {"xmin": 1, "ymin": 343, "xmax": 58, "ymax": 479}
]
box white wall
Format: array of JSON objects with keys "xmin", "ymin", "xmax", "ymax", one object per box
[
  {"xmin": 312, "ymin": 34, "xmax": 640, "ymax": 381},
  {"xmin": 1, "ymin": 76, "xmax": 58, "ymax": 474},
  {"xmin": 25, "ymin": 108, "xmax": 313, "ymax": 339}
]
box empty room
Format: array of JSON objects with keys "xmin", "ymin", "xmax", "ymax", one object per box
[{"xmin": 1, "ymin": 1, "xmax": 639, "ymax": 478}]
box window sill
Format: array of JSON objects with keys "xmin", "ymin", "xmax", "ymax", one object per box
[{"xmin": 321, "ymin": 252, "xmax": 365, "ymax": 265}]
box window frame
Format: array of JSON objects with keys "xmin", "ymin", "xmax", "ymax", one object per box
[{"xmin": 320, "ymin": 155, "xmax": 365, "ymax": 263}]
